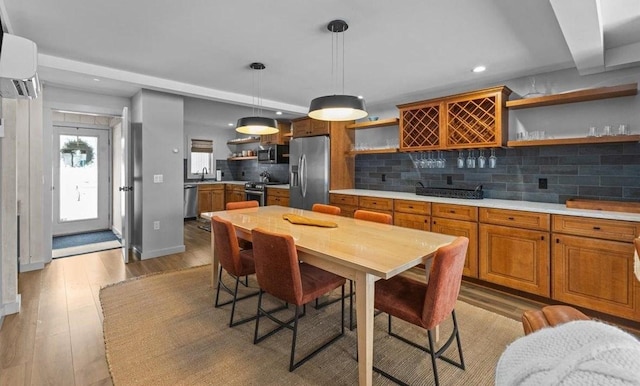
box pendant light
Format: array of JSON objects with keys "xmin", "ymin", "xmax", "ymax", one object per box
[
  {"xmin": 308, "ymin": 19, "xmax": 367, "ymax": 122},
  {"xmin": 236, "ymin": 62, "xmax": 279, "ymax": 135}
]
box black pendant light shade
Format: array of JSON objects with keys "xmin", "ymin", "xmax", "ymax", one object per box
[
  {"xmin": 308, "ymin": 94, "xmax": 367, "ymax": 121},
  {"xmin": 308, "ymin": 19, "xmax": 368, "ymax": 122},
  {"xmin": 235, "ymin": 116, "xmax": 279, "ymax": 135},
  {"xmin": 235, "ymin": 62, "xmax": 278, "ymax": 135}
]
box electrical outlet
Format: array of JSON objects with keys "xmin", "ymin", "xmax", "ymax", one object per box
[
  {"xmin": 446, "ymin": 175, "xmax": 453, "ymax": 185},
  {"xmin": 153, "ymin": 174, "xmax": 163, "ymax": 183},
  {"xmin": 538, "ymin": 178, "xmax": 548, "ymax": 189},
  {"xmin": 153, "ymin": 221, "xmax": 160, "ymax": 230},
  {"xmin": 241, "ymin": 171, "xmax": 245, "ymax": 177},
  {"xmin": 221, "ymin": 172, "xmax": 224, "ymax": 177},
  {"xmin": 381, "ymin": 174, "xmax": 386, "ymax": 182}
]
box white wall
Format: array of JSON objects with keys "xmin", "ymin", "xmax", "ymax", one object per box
[{"xmin": 132, "ymin": 89, "xmax": 185, "ymax": 259}]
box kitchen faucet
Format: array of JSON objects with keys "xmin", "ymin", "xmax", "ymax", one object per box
[{"xmin": 201, "ymin": 167, "xmax": 208, "ymax": 181}]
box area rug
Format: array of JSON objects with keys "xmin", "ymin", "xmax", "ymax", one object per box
[{"xmin": 100, "ymin": 266, "xmax": 524, "ymax": 385}]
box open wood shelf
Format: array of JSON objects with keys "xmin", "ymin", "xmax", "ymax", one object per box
[
  {"xmin": 507, "ymin": 134, "xmax": 640, "ymax": 147},
  {"xmin": 227, "ymin": 156, "xmax": 257, "ymax": 161},
  {"xmin": 348, "ymin": 148, "xmax": 399, "ymax": 155},
  {"xmin": 346, "ymin": 118, "xmax": 399, "ymax": 129},
  {"xmin": 283, "ymin": 132, "xmax": 293, "ymax": 138},
  {"xmin": 506, "ymin": 83, "xmax": 637, "ymax": 110},
  {"xmin": 226, "ymin": 138, "xmax": 260, "ymax": 145}
]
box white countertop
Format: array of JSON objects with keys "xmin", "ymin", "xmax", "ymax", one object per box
[
  {"xmin": 330, "ymin": 189, "xmax": 640, "ymax": 222},
  {"xmin": 184, "ymin": 180, "xmax": 246, "ymax": 186},
  {"xmin": 266, "ymin": 184, "xmax": 290, "ymax": 189}
]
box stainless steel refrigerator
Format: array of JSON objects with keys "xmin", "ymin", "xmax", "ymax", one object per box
[{"xmin": 289, "ymin": 136, "xmax": 330, "ymax": 210}]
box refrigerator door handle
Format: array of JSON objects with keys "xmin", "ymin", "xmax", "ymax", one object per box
[{"xmin": 301, "ymin": 153, "xmax": 307, "ymax": 198}]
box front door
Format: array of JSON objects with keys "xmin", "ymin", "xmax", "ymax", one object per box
[{"xmin": 53, "ymin": 126, "xmax": 110, "ymax": 236}]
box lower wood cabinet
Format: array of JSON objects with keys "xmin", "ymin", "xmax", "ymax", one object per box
[
  {"xmin": 225, "ymin": 184, "xmax": 245, "ymax": 205},
  {"xmin": 329, "ymin": 193, "xmax": 358, "ymax": 217},
  {"xmin": 267, "ymin": 187, "xmax": 289, "ymax": 207},
  {"xmin": 393, "ymin": 199, "xmax": 430, "ymax": 231},
  {"xmin": 479, "ymin": 223, "xmax": 550, "ymax": 297},
  {"xmin": 198, "ymin": 184, "xmax": 224, "ymax": 216},
  {"xmin": 552, "ymin": 233, "xmax": 640, "ymax": 320},
  {"xmin": 432, "ymin": 216, "xmax": 478, "ymax": 278},
  {"xmin": 358, "ymin": 196, "xmax": 393, "ymax": 218}
]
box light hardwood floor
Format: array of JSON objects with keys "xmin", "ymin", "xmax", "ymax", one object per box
[{"xmin": 1, "ymin": 219, "xmax": 549, "ymax": 386}]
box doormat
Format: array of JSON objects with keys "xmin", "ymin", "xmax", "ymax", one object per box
[{"xmin": 52, "ymin": 230, "xmax": 121, "ymax": 259}]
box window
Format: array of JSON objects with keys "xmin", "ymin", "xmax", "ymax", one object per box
[{"xmin": 189, "ymin": 138, "xmax": 214, "ymax": 178}]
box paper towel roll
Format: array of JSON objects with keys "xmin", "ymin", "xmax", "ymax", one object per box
[{"xmin": 216, "ymin": 169, "xmax": 222, "ymax": 181}]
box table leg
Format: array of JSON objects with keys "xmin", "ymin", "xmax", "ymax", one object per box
[
  {"xmin": 211, "ymin": 221, "xmax": 218, "ymax": 288},
  {"xmin": 355, "ymin": 271, "xmax": 374, "ymax": 386}
]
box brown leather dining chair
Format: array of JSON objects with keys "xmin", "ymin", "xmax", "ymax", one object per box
[
  {"xmin": 312, "ymin": 203, "xmax": 341, "ymax": 216},
  {"xmin": 373, "ymin": 236, "xmax": 469, "ymax": 386},
  {"xmin": 354, "ymin": 209, "xmax": 393, "ymax": 224},
  {"xmin": 251, "ymin": 227, "xmax": 346, "ymax": 372},
  {"xmin": 226, "ymin": 200, "xmax": 259, "ymax": 210},
  {"xmin": 212, "ymin": 215, "xmax": 259, "ymax": 327}
]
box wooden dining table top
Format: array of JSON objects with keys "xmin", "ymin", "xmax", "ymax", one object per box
[{"xmin": 203, "ymin": 205, "xmax": 456, "ymax": 280}]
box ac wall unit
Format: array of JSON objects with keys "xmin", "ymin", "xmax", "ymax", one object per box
[{"xmin": 0, "ymin": 33, "xmax": 40, "ymax": 99}]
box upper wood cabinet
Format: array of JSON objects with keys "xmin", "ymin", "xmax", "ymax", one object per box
[
  {"xmin": 291, "ymin": 117, "xmax": 330, "ymax": 138},
  {"xmin": 261, "ymin": 122, "xmax": 291, "ymax": 145},
  {"xmin": 397, "ymin": 86, "xmax": 512, "ymax": 151}
]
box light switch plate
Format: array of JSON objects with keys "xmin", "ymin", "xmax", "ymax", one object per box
[
  {"xmin": 153, "ymin": 174, "xmax": 163, "ymax": 183},
  {"xmin": 153, "ymin": 221, "xmax": 160, "ymax": 230}
]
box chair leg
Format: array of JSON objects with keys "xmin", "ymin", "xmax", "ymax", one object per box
[
  {"xmin": 215, "ymin": 269, "xmax": 259, "ymax": 327},
  {"xmin": 375, "ymin": 311, "xmax": 465, "ymax": 385},
  {"xmin": 255, "ymin": 287, "xmax": 345, "ymax": 372}
]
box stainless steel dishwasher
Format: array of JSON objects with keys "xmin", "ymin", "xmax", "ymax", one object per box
[{"xmin": 184, "ymin": 184, "xmax": 198, "ymax": 219}]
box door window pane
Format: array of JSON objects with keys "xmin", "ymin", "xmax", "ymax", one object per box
[{"xmin": 59, "ymin": 135, "xmax": 99, "ymax": 222}]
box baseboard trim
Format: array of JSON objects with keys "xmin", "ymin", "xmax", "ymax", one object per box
[
  {"xmin": 20, "ymin": 261, "xmax": 45, "ymax": 272},
  {"xmin": 140, "ymin": 245, "xmax": 186, "ymax": 260},
  {"xmin": 1, "ymin": 294, "xmax": 22, "ymax": 317}
]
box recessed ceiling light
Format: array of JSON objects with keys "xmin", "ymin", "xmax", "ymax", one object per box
[
  {"xmin": 275, "ymin": 111, "xmax": 282, "ymax": 115},
  {"xmin": 472, "ymin": 66, "xmax": 486, "ymax": 73},
  {"xmin": 357, "ymin": 95, "xmax": 364, "ymax": 99},
  {"xmin": 227, "ymin": 123, "xmax": 234, "ymax": 126},
  {"xmin": 93, "ymin": 78, "xmax": 101, "ymax": 81}
]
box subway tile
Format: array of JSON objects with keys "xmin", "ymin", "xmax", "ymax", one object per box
[
  {"xmin": 623, "ymin": 187, "xmax": 640, "ymax": 199},
  {"xmin": 539, "ymin": 165, "xmax": 579, "ymax": 175},
  {"xmin": 558, "ymin": 155, "xmax": 601, "ymax": 165},
  {"xmin": 505, "ymin": 183, "xmax": 537, "ymax": 192},
  {"xmin": 578, "ymin": 143, "xmax": 623, "ymax": 155},
  {"xmin": 522, "ymin": 156, "xmax": 557, "ymax": 165},
  {"xmin": 539, "ymin": 145, "xmax": 580, "ymax": 156},
  {"xmin": 601, "ymin": 155, "xmax": 640, "ymax": 165},
  {"xmin": 578, "ymin": 165, "xmax": 620, "ymax": 176},
  {"xmin": 464, "ymin": 173, "xmax": 493, "ymax": 182},
  {"xmin": 486, "ymin": 191, "xmax": 523, "ymax": 200},
  {"xmin": 507, "ymin": 165, "xmax": 540, "ymax": 174},
  {"xmin": 522, "ymin": 192, "xmax": 560, "ymax": 203},
  {"xmin": 578, "ymin": 186, "xmax": 622, "ymax": 197},
  {"xmin": 556, "ymin": 175, "xmax": 599, "ymax": 185},
  {"xmin": 622, "ymin": 142, "xmax": 640, "ymax": 155},
  {"xmin": 547, "ymin": 185, "xmax": 578, "ymax": 195},
  {"xmin": 492, "ymin": 174, "xmax": 524, "ymax": 183},
  {"xmin": 600, "ymin": 176, "xmax": 640, "ymax": 187},
  {"xmin": 622, "ymin": 165, "xmax": 640, "ymax": 175}
]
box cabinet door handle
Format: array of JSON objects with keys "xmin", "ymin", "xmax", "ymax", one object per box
[
  {"xmin": 408, "ymin": 206, "xmax": 414, "ymax": 209},
  {"xmin": 433, "ymin": 220, "xmax": 437, "ymax": 225},
  {"xmin": 541, "ymin": 236, "xmax": 545, "ymax": 240},
  {"xmin": 508, "ymin": 217, "xmax": 515, "ymax": 220},
  {"xmin": 556, "ymin": 238, "xmax": 560, "ymax": 243},
  {"xmin": 449, "ymin": 210, "xmax": 455, "ymax": 214},
  {"xmin": 593, "ymin": 226, "xmax": 601, "ymax": 230}
]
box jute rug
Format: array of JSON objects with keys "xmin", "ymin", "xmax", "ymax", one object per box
[{"xmin": 100, "ymin": 265, "xmax": 524, "ymax": 385}]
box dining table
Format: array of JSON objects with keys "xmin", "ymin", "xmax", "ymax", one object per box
[{"xmin": 202, "ymin": 205, "xmax": 456, "ymax": 386}]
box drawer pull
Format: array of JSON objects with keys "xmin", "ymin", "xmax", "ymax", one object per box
[
  {"xmin": 593, "ymin": 226, "xmax": 601, "ymax": 230},
  {"xmin": 508, "ymin": 217, "xmax": 515, "ymax": 220},
  {"xmin": 449, "ymin": 210, "xmax": 455, "ymax": 213},
  {"xmin": 408, "ymin": 206, "xmax": 414, "ymax": 209},
  {"xmin": 541, "ymin": 236, "xmax": 545, "ymax": 241}
]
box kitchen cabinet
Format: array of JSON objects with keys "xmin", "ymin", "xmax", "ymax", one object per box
[
  {"xmin": 329, "ymin": 193, "xmax": 358, "ymax": 217},
  {"xmin": 393, "ymin": 199, "xmax": 430, "ymax": 231},
  {"xmin": 267, "ymin": 187, "xmax": 290, "ymax": 207},
  {"xmin": 552, "ymin": 215, "xmax": 640, "ymax": 320},
  {"xmin": 479, "ymin": 208, "xmax": 550, "ymax": 296},
  {"xmin": 225, "ymin": 184, "xmax": 245, "ymax": 205},
  {"xmin": 431, "ymin": 203, "xmax": 478, "ymax": 278},
  {"xmin": 291, "ymin": 117, "xmax": 330, "ymax": 137},
  {"xmin": 198, "ymin": 184, "xmax": 224, "ymax": 217},
  {"xmin": 261, "ymin": 122, "xmax": 292, "ymax": 145},
  {"xmin": 506, "ymin": 83, "xmax": 639, "ymax": 147},
  {"xmin": 398, "ymin": 86, "xmax": 511, "ymax": 151},
  {"xmin": 358, "ymin": 196, "xmax": 393, "ymax": 218}
]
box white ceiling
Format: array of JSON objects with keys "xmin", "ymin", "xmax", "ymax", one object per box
[{"xmin": 2, "ymin": 0, "xmax": 639, "ymax": 127}]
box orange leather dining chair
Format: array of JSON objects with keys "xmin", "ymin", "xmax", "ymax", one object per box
[
  {"xmin": 226, "ymin": 200, "xmax": 259, "ymax": 210},
  {"xmin": 354, "ymin": 209, "xmax": 392, "ymax": 224},
  {"xmin": 251, "ymin": 227, "xmax": 346, "ymax": 372},
  {"xmin": 373, "ymin": 236, "xmax": 469, "ymax": 386},
  {"xmin": 312, "ymin": 203, "xmax": 341, "ymax": 216},
  {"xmin": 212, "ymin": 215, "xmax": 259, "ymax": 327}
]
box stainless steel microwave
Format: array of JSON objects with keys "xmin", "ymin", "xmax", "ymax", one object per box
[{"xmin": 258, "ymin": 144, "xmax": 289, "ymax": 164}]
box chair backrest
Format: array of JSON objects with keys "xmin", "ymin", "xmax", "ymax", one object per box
[
  {"xmin": 422, "ymin": 236, "xmax": 469, "ymax": 329},
  {"xmin": 312, "ymin": 203, "xmax": 341, "ymax": 216},
  {"xmin": 226, "ymin": 200, "xmax": 259, "ymax": 210},
  {"xmin": 251, "ymin": 227, "xmax": 303, "ymax": 305},
  {"xmin": 354, "ymin": 209, "xmax": 392, "ymax": 224},
  {"xmin": 211, "ymin": 216, "xmax": 243, "ymax": 275}
]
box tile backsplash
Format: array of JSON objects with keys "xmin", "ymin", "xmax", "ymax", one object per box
[{"xmin": 355, "ymin": 142, "xmax": 640, "ymax": 204}]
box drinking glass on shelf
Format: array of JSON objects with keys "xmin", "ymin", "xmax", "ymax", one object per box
[
  {"xmin": 587, "ymin": 126, "xmax": 597, "ymax": 137},
  {"xmin": 617, "ymin": 124, "xmax": 629, "ymax": 136},
  {"xmin": 427, "ymin": 151, "xmax": 435, "ymax": 168},
  {"xmin": 419, "ymin": 153, "xmax": 427, "ymax": 168},
  {"xmin": 602, "ymin": 125, "xmax": 611, "ymax": 136},
  {"xmin": 438, "ymin": 151, "xmax": 446, "ymax": 168},
  {"xmin": 457, "ymin": 151, "xmax": 465, "ymax": 168},
  {"xmin": 477, "ymin": 150, "xmax": 486, "ymax": 168},
  {"xmin": 489, "ymin": 148, "xmax": 497, "ymax": 168},
  {"xmin": 466, "ymin": 150, "xmax": 476, "ymax": 168}
]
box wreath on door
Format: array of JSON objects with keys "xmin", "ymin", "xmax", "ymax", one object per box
[{"xmin": 60, "ymin": 138, "xmax": 95, "ymax": 167}]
